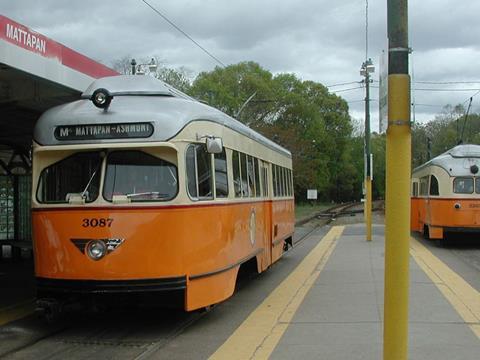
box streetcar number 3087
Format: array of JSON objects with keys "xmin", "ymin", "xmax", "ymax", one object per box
[{"xmin": 82, "ymin": 218, "xmax": 114, "ymax": 227}]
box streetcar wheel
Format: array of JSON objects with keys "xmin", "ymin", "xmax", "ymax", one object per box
[{"xmin": 37, "ymin": 299, "xmax": 63, "ymax": 323}]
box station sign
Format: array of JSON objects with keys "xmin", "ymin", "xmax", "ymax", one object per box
[
  {"xmin": 0, "ymin": 15, "xmax": 118, "ymax": 79},
  {"xmin": 54, "ymin": 123, "xmax": 154, "ymax": 141},
  {"xmin": 1, "ymin": 15, "xmax": 61, "ymax": 59}
]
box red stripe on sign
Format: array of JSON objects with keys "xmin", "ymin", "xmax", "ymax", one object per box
[
  {"xmin": 0, "ymin": 15, "xmax": 118, "ymax": 79},
  {"xmin": 62, "ymin": 46, "xmax": 118, "ymax": 78}
]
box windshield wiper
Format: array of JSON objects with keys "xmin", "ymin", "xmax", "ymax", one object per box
[
  {"xmin": 80, "ymin": 169, "xmax": 99, "ymax": 200},
  {"xmin": 80, "ymin": 154, "xmax": 104, "ymax": 200},
  {"xmin": 125, "ymin": 191, "xmax": 171, "ymax": 199}
]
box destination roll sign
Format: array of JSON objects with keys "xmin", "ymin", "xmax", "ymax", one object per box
[{"xmin": 54, "ymin": 122, "xmax": 154, "ymax": 141}]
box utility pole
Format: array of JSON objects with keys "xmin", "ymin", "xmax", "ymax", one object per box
[
  {"xmin": 361, "ymin": 59, "xmax": 374, "ymax": 242},
  {"xmin": 384, "ymin": 0, "xmax": 411, "ymax": 359}
]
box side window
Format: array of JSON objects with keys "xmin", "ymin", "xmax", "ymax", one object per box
[
  {"xmin": 290, "ymin": 169, "xmax": 294, "ymax": 196},
  {"xmin": 419, "ymin": 176, "xmax": 429, "ymax": 196},
  {"xmin": 254, "ymin": 158, "xmax": 261, "ymax": 197},
  {"xmin": 453, "ymin": 177, "xmax": 473, "ymax": 194},
  {"xmin": 240, "ymin": 152, "xmax": 248, "ymax": 197},
  {"xmin": 275, "ymin": 165, "xmax": 280, "ymax": 197},
  {"xmin": 214, "ymin": 149, "xmax": 228, "ymax": 198},
  {"xmin": 232, "ymin": 151, "xmax": 242, "ymax": 197},
  {"xmin": 429, "ymin": 175, "xmax": 439, "ymax": 196},
  {"xmin": 412, "ymin": 182, "xmax": 418, "ymax": 197},
  {"xmin": 272, "ymin": 165, "xmax": 277, "ymax": 197},
  {"xmin": 247, "ymin": 155, "xmax": 255, "ymax": 197},
  {"xmin": 186, "ymin": 144, "xmax": 212, "ymax": 199},
  {"xmin": 288, "ymin": 169, "xmax": 293, "ymax": 196},
  {"xmin": 261, "ymin": 162, "xmax": 269, "ymax": 197},
  {"xmin": 264, "ymin": 164, "xmax": 269, "ymax": 197}
]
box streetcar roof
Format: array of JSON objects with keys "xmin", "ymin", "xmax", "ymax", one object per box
[
  {"xmin": 413, "ymin": 144, "xmax": 480, "ymax": 176},
  {"xmin": 33, "ymin": 75, "xmax": 291, "ymax": 158}
]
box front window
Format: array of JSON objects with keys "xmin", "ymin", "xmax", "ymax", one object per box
[
  {"xmin": 477, "ymin": 178, "xmax": 480, "ymax": 194},
  {"xmin": 37, "ymin": 151, "xmax": 102, "ymax": 203},
  {"xmin": 453, "ymin": 177, "xmax": 474, "ymax": 194},
  {"xmin": 103, "ymin": 150, "xmax": 178, "ymax": 202}
]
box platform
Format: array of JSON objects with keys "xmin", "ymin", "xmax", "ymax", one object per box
[
  {"xmin": 210, "ymin": 223, "xmax": 480, "ymax": 360},
  {"xmin": 1, "ymin": 222, "xmax": 480, "ymax": 359}
]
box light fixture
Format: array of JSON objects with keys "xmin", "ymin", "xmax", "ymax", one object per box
[
  {"xmin": 86, "ymin": 240, "xmax": 107, "ymax": 260},
  {"xmin": 91, "ymin": 88, "xmax": 113, "ymax": 109}
]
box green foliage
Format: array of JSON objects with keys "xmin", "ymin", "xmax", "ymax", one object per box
[
  {"xmin": 156, "ymin": 66, "xmax": 192, "ymax": 93},
  {"xmin": 190, "ymin": 62, "xmax": 358, "ymax": 202},
  {"xmin": 411, "ymin": 105, "xmax": 480, "ymax": 169},
  {"xmin": 371, "ymin": 134, "xmax": 386, "ymax": 198}
]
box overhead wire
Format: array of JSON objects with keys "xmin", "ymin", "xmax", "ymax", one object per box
[
  {"xmin": 326, "ymin": 81, "xmax": 361, "ymax": 88},
  {"xmin": 330, "ymin": 86, "xmax": 364, "ymax": 93},
  {"xmin": 140, "ymin": 0, "xmax": 226, "ymax": 68},
  {"xmin": 413, "ymin": 88, "xmax": 480, "ymax": 92},
  {"xmin": 415, "ymin": 80, "xmax": 480, "ymax": 85}
]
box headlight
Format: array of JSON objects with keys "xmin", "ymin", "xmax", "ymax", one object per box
[
  {"xmin": 86, "ymin": 240, "xmax": 107, "ymax": 260},
  {"xmin": 90, "ymin": 88, "xmax": 113, "ymax": 109}
]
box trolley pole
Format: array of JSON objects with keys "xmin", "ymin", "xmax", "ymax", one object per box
[
  {"xmin": 384, "ymin": 0, "xmax": 410, "ymax": 359},
  {"xmin": 361, "ymin": 59, "xmax": 374, "ymax": 242}
]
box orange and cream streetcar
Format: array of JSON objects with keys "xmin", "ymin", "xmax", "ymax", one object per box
[
  {"xmin": 32, "ymin": 75, "xmax": 294, "ymax": 317},
  {"xmin": 411, "ymin": 144, "xmax": 480, "ymax": 240}
]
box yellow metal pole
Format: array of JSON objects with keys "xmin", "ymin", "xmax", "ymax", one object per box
[
  {"xmin": 384, "ymin": 74, "xmax": 410, "ymax": 360},
  {"xmin": 366, "ymin": 176, "xmax": 372, "ymax": 241},
  {"xmin": 384, "ymin": 1, "xmax": 410, "ymax": 359}
]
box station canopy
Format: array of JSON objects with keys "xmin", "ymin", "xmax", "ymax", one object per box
[{"xmin": 0, "ymin": 14, "xmax": 118, "ymax": 163}]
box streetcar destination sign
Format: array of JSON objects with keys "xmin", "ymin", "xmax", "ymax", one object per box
[{"xmin": 54, "ymin": 123, "xmax": 154, "ymax": 140}]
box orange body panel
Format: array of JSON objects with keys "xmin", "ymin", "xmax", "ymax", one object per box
[
  {"xmin": 33, "ymin": 199, "xmax": 294, "ymax": 310},
  {"xmin": 411, "ymin": 197, "xmax": 480, "ymax": 238}
]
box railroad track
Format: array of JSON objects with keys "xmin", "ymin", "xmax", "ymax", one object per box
[{"xmin": 291, "ymin": 202, "xmax": 361, "ymax": 249}]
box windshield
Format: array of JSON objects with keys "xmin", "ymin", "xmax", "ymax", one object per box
[
  {"xmin": 37, "ymin": 151, "xmax": 102, "ymax": 203},
  {"xmin": 103, "ymin": 150, "xmax": 178, "ymax": 202}
]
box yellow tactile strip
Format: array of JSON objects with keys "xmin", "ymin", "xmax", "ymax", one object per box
[
  {"xmin": 209, "ymin": 226, "xmax": 344, "ymax": 360},
  {"xmin": 410, "ymin": 237, "xmax": 480, "ymax": 339}
]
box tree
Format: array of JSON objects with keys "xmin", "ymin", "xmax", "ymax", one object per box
[
  {"xmin": 190, "ymin": 61, "xmax": 276, "ymax": 125},
  {"xmin": 190, "ymin": 62, "xmax": 356, "ymax": 202},
  {"xmin": 411, "ymin": 104, "xmax": 480, "ymax": 169}
]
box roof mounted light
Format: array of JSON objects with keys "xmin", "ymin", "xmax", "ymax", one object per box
[
  {"xmin": 91, "ymin": 88, "xmax": 113, "ymax": 109},
  {"xmin": 471, "ymin": 164, "xmax": 479, "ymax": 174}
]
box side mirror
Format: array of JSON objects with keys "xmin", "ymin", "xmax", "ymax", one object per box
[{"xmin": 206, "ymin": 137, "xmax": 223, "ymax": 154}]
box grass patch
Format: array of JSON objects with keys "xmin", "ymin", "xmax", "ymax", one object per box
[{"xmin": 295, "ymin": 203, "xmax": 331, "ymax": 221}]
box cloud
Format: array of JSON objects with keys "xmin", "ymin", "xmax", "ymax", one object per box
[{"xmin": 2, "ymin": 0, "xmax": 479, "ymax": 123}]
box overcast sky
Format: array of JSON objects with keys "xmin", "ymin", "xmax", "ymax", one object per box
[{"xmin": 3, "ymin": 0, "xmax": 480, "ymax": 131}]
